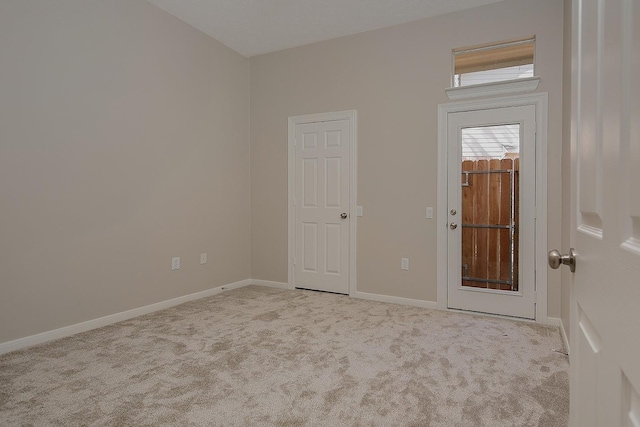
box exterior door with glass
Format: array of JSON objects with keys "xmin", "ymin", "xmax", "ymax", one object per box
[{"xmin": 447, "ymin": 105, "xmax": 537, "ymax": 319}]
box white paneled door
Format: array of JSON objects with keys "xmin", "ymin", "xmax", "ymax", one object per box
[
  {"xmin": 568, "ymin": 0, "xmax": 640, "ymax": 425},
  {"xmin": 293, "ymin": 118, "xmax": 351, "ymax": 294}
]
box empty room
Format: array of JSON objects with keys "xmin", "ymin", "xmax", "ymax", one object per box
[{"xmin": 1, "ymin": 0, "xmax": 638, "ymax": 425}]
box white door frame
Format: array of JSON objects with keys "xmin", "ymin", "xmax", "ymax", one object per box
[
  {"xmin": 288, "ymin": 110, "xmax": 357, "ymax": 294},
  {"xmin": 436, "ymin": 93, "xmax": 549, "ymax": 323}
]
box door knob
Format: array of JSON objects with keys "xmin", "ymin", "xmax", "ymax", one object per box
[
  {"xmin": 450, "ymin": 222, "xmax": 458, "ymax": 230},
  {"xmin": 548, "ymin": 248, "xmax": 576, "ymax": 272},
  {"xmin": 340, "ymin": 212, "xmax": 348, "ymax": 219}
]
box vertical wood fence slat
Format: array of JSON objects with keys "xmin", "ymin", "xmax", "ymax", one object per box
[
  {"xmin": 513, "ymin": 158, "xmax": 520, "ymax": 291},
  {"xmin": 475, "ymin": 160, "xmax": 489, "ymax": 285},
  {"xmin": 487, "ymin": 159, "xmax": 501, "ymax": 288},
  {"xmin": 461, "ymin": 160, "xmax": 475, "ymax": 287},
  {"xmin": 499, "ymin": 159, "xmax": 512, "ymax": 285}
]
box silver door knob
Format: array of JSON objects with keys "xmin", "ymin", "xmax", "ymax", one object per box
[
  {"xmin": 450, "ymin": 222, "xmax": 458, "ymax": 230},
  {"xmin": 450, "ymin": 209, "xmax": 457, "ymax": 216},
  {"xmin": 548, "ymin": 248, "xmax": 576, "ymax": 272},
  {"xmin": 340, "ymin": 212, "xmax": 348, "ymax": 219}
]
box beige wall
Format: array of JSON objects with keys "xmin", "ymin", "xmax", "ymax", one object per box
[
  {"xmin": 250, "ymin": 0, "xmax": 565, "ymax": 315},
  {"xmin": 0, "ymin": 0, "xmax": 567, "ymax": 345},
  {"xmin": 0, "ymin": 0, "xmax": 251, "ymax": 343}
]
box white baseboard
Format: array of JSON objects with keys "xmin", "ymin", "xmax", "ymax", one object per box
[
  {"xmin": 352, "ymin": 290, "xmax": 439, "ymax": 309},
  {"xmin": 0, "ymin": 279, "xmax": 252, "ymax": 355},
  {"xmin": 352, "ymin": 290, "xmax": 559, "ymax": 328},
  {"xmin": 540, "ymin": 316, "xmax": 569, "ymax": 355},
  {"xmin": 559, "ymin": 317, "xmax": 570, "ymax": 355},
  {"xmin": 219, "ymin": 279, "xmax": 253, "ymax": 291},
  {"xmin": 545, "ymin": 316, "xmax": 561, "ymax": 327},
  {"xmin": 250, "ymin": 279, "xmax": 292, "ymax": 289},
  {"xmin": 1, "ymin": 279, "xmax": 568, "ymax": 356}
]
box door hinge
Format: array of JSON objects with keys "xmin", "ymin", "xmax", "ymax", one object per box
[
  {"xmin": 293, "ymin": 197, "xmax": 296, "ymax": 206},
  {"xmin": 293, "ymin": 138, "xmax": 297, "ymax": 147},
  {"xmin": 293, "ymin": 256, "xmax": 296, "ymax": 266}
]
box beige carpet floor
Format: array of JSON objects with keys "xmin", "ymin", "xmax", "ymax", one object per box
[{"xmin": 0, "ymin": 285, "xmax": 569, "ymax": 426}]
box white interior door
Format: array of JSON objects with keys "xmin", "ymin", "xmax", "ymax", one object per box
[
  {"xmin": 568, "ymin": 0, "xmax": 640, "ymax": 425},
  {"xmin": 447, "ymin": 105, "xmax": 537, "ymax": 319},
  {"xmin": 293, "ymin": 119, "xmax": 350, "ymax": 294}
]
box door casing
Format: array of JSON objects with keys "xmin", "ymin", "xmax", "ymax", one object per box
[
  {"xmin": 288, "ymin": 110, "xmax": 357, "ymax": 294},
  {"xmin": 437, "ymin": 93, "xmax": 550, "ymax": 323}
]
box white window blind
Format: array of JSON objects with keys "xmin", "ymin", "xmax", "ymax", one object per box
[{"xmin": 453, "ymin": 37, "xmax": 535, "ymax": 87}]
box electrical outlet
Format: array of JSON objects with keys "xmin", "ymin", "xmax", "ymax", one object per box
[
  {"xmin": 171, "ymin": 257, "xmax": 180, "ymax": 270},
  {"xmin": 401, "ymin": 258, "xmax": 409, "ymax": 270},
  {"xmin": 200, "ymin": 253, "xmax": 207, "ymax": 265},
  {"xmin": 426, "ymin": 207, "xmax": 433, "ymax": 219}
]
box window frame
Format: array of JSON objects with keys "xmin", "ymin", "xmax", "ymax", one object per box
[{"xmin": 446, "ymin": 36, "xmax": 539, "ymax": 101}]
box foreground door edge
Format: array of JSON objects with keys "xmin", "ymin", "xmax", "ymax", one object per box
[{"xmin": 569, "ymin": 0, "xmax": 640, "ymax": 425}]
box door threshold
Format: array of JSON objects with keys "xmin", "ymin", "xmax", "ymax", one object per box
[
  {"xmin": 446, "ymin": 307, "xmax": 536, "ymax": 323},
  {"xmin": 295, "ymin": 287, "xmax": 348, "ymax": 296}
]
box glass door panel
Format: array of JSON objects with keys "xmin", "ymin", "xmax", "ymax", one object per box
[{"xmin": 460, "ymin": 124, "xmax": 520, "ymax": 292}]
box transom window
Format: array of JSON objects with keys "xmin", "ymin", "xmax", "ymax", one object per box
[{"xmin": 453, "ymin": 36, "xmax": 535, "ymax": 87}]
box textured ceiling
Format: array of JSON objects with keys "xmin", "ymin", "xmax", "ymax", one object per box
[{"xmin": 146, "ymin": 0, "xmax": 506, "ymax": 57}]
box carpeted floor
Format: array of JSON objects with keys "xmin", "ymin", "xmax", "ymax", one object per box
[{"xmin": 0, "ymin": 285, "xmax": 569, "ymax": 426}]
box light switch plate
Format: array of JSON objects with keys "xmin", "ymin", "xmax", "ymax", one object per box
[
  {"xmin": 357, "ymin": 206, "xmax": 363, "ymax": 217},
  {"xmin": 426, "ymin": 207, "xmax": 433, "ymax": 219}
]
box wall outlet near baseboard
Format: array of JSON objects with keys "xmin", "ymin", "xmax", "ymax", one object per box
[
  {"xmin": 401, "ymin": 258, "xmax": 409, "ymax": 270},
  {"xmin": 200, "ymin": 253, "xmax": 207, "ymax": 264},
  {"xmin": 171, "ymin": 257, "xmax": 181, "ymax": 270}
]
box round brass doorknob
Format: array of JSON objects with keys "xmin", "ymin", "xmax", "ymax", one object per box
[
  {"xmin": 450, "ymin": 222, "xmax": 458, "ymax": 230},
  {"xmin": 548, "ymin": 248, "xmax": 576, "ymax": 272},
  {"xmin": 548, "ymin": 250, "xmax": 562, "ymax": 269}
]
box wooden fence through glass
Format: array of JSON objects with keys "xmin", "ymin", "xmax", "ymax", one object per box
[{"xmin": 461, "ymin": 158, "xmax": 519, "ymax": 291}]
